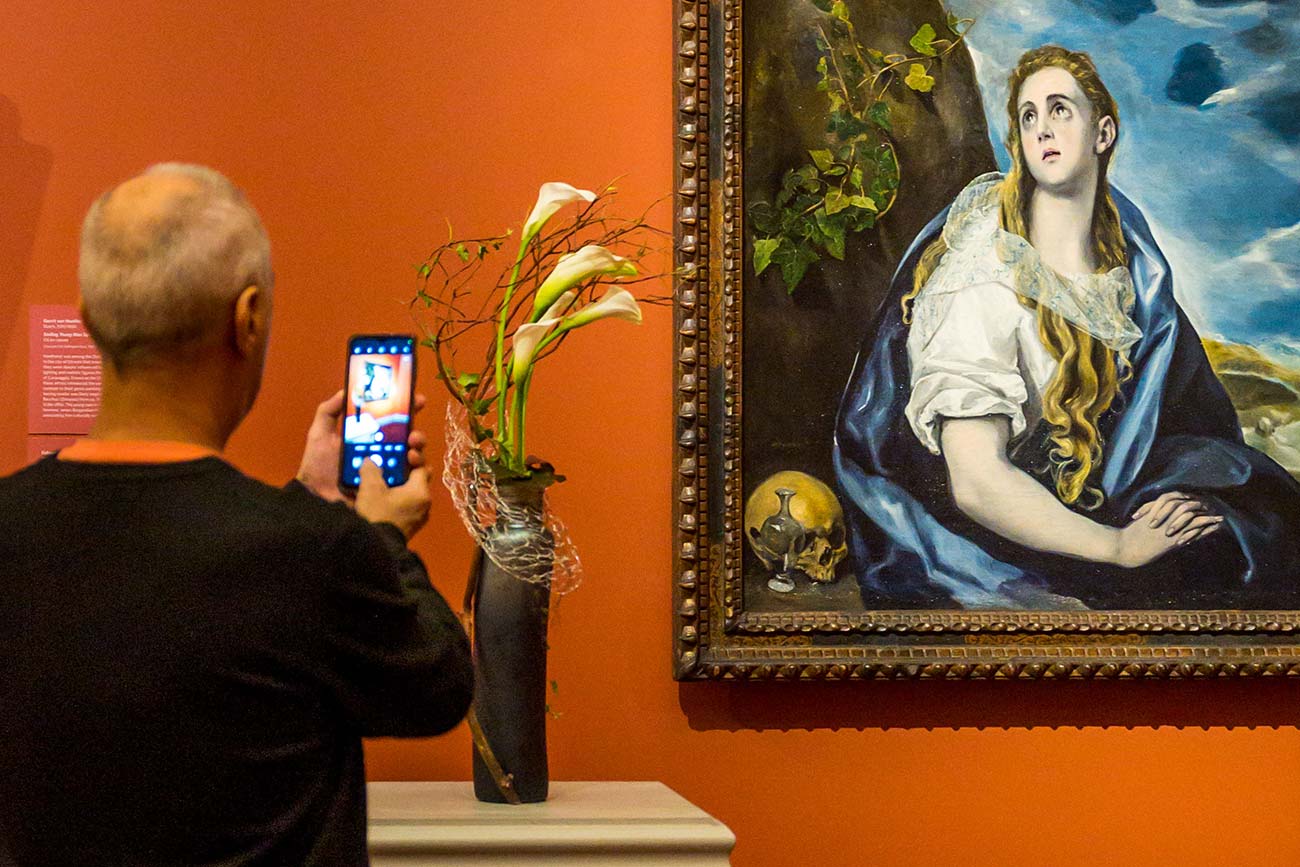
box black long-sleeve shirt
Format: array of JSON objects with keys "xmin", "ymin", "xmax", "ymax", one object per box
[{"xmin": 0, "ymin": 455, "xmax": 472, "ymax": 865}]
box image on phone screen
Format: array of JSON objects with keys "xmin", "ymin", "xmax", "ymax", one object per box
[{"xmin": 340, "ymin": 335, "xmax": 415, "ymax": 490}]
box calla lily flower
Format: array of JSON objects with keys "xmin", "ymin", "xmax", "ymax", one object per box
[
  {"xmin": 561, "ymin": 287, "xmax": 643, "ymax": 329},
  {"xmin": 510, "ymin": 288, "xmax": 575, "ymax": 381},
  {"xmin": 510, "ymin": 320, "xmax": 559, "ymax": 381},
  {"xmin": 521, "ymin": 182, "xmax": 597, "ymax": 246},
  {"xmin": 539, "ymin": 289, "xmax": 579, "ymax": 323},
  {"xmin": 532, "ymin": 245, "xmax": 638, "ymax": 319}
]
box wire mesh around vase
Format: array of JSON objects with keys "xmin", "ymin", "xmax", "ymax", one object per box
[{"xmin": 442, "ymin": 402, "xmax": 582, "ymax": 595}]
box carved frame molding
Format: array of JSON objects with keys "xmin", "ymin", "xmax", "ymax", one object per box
[{"xmin": 669, "ymin": 0, "xmax": 1300, "ymax": 681}]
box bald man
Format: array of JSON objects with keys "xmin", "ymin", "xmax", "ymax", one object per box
[{"xmin": 0, "ymin": 165, "xmax": 473, "ymax": 865}]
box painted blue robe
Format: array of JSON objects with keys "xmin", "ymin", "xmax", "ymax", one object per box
[{"xmin": 832, "ymin": 186, "xmax": 1300, "ymax": 610}]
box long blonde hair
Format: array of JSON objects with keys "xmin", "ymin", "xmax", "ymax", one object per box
[{"xmin": 903, "ymin": 46, "xmax": 1127, "ymax": 507}]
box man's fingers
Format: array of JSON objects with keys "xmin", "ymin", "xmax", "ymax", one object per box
[
  {"xmin": 406, "ymin": 430, "xmax": 428, "ymax": 469},
  {"xmin": 357, "ymin": 455, "xmax": 384, "ymax": 488},
  {"xmin": 412, "ymin": 393, "xmax": 428, "ymax": 419},
  {"xmin": 314, "ymin": 390, "xmax": 345, "ymax": 429},
  {"xmin": 405, "ymin": 466, "xmax": 430, "ymax": 494}
]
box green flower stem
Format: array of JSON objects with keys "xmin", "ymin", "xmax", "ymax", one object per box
[
  {"xmin": 495, "ymin": 237, "xmax": 530, "ymax": 458},
  {"xmin": 511, "ymin": 369, "xmax": 533, "ymax": 472},
  {"xmin": 506, "ymin": 323, "xmax": 570, "ymax": 471}
]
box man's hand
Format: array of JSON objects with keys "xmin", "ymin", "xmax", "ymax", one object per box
[
  {"xmin": 355, "ymin": 459, "xmax": 431, "ymax": 539},
  {"xmin": 296, "ymin": 389, "xmax": 429, "ymax": 503}
]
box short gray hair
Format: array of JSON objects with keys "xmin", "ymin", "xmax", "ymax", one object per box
[{"xmin": 78, "ymin": 163, "xmax": 274, "ymax": 368}]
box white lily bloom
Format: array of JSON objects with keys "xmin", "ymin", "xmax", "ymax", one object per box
[
  {"xmin": 510, "ymin": 315, "xmax": 562, "ymax": 380},
  {"xmin": 562, "ymin": 287, "xmax": 643, "ymax": 329},
  {"xmin": 540, "ymin": 289, "xmax": 579, "ymax": 323},
  {"xmin": 521, "ymin": 182, "xmax": 597, "ymax": 245},
  {"xmin": 532, "ymin": 245, "xmax": 638, "ymax": 318}
]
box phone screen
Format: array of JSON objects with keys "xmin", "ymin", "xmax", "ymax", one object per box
[{"xmin": 340, "ymin": 335, "xmax": 416, "ymax": 490}]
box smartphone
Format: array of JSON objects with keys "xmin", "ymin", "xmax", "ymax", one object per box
[{"xmin": 339, "ymin": 334, "xmax": 417, "ymax": 492}]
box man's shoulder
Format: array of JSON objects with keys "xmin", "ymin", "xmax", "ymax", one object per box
[{"xmin": 0, "ymin": 456, "xmax": 368, "ymax": 547}]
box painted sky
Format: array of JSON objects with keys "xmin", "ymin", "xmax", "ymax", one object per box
[{"xmin": 943, "ymin": 0, "xmax": 1300, "ymax": 358}]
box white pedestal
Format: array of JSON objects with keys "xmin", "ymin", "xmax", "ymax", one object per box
[{"xmin": 367, "ymin": 781, "xmax": 735, "ymax": 866}]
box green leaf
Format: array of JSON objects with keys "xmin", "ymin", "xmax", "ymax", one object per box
[
  {"xmin": 868, "ymin": 100, "xmax": 892, "ymax": 132},
  {"xmin": 771, "ymin": 241, "xmax": 819, "ymax": 294},
  {"xmin": 904, "ymin": 63, "xmax": 935, "ymax": 93},
  {"xmin": 876, "ymin": 144, "xmax": 899, "ymax": 180},
  {"xmin": 457, "ymin": 372, "xmax": 481, "ymax": 389},
  {"xmin": 816, "ymin": 56, "xmax": 828, "ymax": 76},
  {"xmin": 417, "ymin": 263, "xmax": 432, "ymax": 278},
  {"xmin": 786, "ymin": 164, "xmax": 819, "ymax": 192},
  {"xmin": 827, "ymin": 90, "xmax": 845, "ymax": 113},
  {"xmin": 815, "ymin": 210, "xmax": 847, "ymax": 260},
  {"xmin": 808, "ymin": 149, "xmax": 835, "ymax": 172},
  {"xmin": 947, "ymin": 12, "xmax": 963, "ymax": 35},
  {"xmin": 787, "ymin": 194, "xmax": 821, "ymax": 229},
  {"xmin": 454, "ymin": 243, "xmax": 470, "ymax": 262},
  {"xmin": 830, "ymin": 0, "xmax": 850, "ymax": 22},
  {"xmin": 849, "ymin": 165, "xmax": 864, "ymax": 189},
  {"xmin": 810, "ymin": 0, "xmax": 832, "ymax": 11},
  {"xmin": 477, "ymin": 244, "xmax": 488, "ymax": 259},
  {"xmin": 472, "ymin": 399, "xmax": 493, "ymax": 416},
  {"xmin": 849, "ymin": 195, "xmax": 878, "ymax": 212},
  {"xmin": 824, "ymin": 189, "xmax": 850, "ymax": 215},
  {"xmin": 827, "ymin": 110, "xmax": 872, "ymax": 140},
  {"xmin": 909, "ymin": 24, "xmax": 938, "ymax": 57},
  {"xmin": 823, "ymin": 164, "xmax": 847, "ymax": 177},
  {"xmin": 753, "ymin": 237, "xmax": 779, "ymax": 276},
  {"xmin": 848, "ymin": 207, "xmax": 877, "ymax": 231},
  {"xmin": 796, "ymin": 165, "xmax": 820, "ymax": 193},
  {"xmin": 748, "ymin": 201, "xmax": 780, "ymax": 236},
  {"xmin": 825, "ymin": 231, "xmax": 846, "ymax": 261},
  {"xmin": 844, "ymin": 54, "xmax": 865, "ymax": 82},
  {"xmin": 867, "ymin": 47, "xmax": 885, "ymax": 65}
]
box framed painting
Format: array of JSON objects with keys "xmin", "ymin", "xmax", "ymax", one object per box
[{"xmin": 672, "ymin": 0, "xmax": 1300, "ymax": 680}]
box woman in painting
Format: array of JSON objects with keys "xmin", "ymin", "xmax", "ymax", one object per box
[{"xmin": 833, "ymin": 45, "xmax": 1300, "ymax": 610}]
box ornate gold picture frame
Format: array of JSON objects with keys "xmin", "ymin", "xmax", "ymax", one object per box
[{"xmin": 672, "ymin": 0, "xmax": 1300, "ymax": 680}]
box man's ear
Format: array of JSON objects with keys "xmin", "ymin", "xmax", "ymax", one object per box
[
  {"xmin": 232, "ymin": 285, "xmax": 268, "ymax": 359},
  {"xmin": 1095, "ymin": 115, "xmax": 1116, "ymax": 155}
]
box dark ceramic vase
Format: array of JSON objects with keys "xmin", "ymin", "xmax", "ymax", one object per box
[{"xmin": 469, "ymin": 477, "xmax": 552, "ymax": 803}]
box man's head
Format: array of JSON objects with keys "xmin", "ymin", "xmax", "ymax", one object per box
[
  {"xmin": 79, "ymin": 163, "xmax": 274, "ymax": 372},
  {"xmin": 78, "ymin": 164, "xmax": 274, "ymax": 428}
]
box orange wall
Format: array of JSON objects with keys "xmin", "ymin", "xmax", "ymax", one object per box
[{"xmin": 3, "ymin": 4, "xmax": 1300, "ymax": 866}]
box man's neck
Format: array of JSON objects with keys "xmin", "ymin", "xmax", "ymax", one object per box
[
  {"xmin": 89, "ymin": 357, "xmax": 240, "ymax": 451},
  {"xmin": 1028, "ymin": 177, "xmax": 1098, "ymax": 276}
]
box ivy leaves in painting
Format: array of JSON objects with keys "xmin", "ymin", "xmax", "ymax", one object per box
[{"xmin": 749, "ymin": 3, "xmax": 971, "ymax": 294}]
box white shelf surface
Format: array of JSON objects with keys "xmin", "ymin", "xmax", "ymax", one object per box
[{"xmin": 368, "ymin": 780, "xmax": 735, "ymax": 866}]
